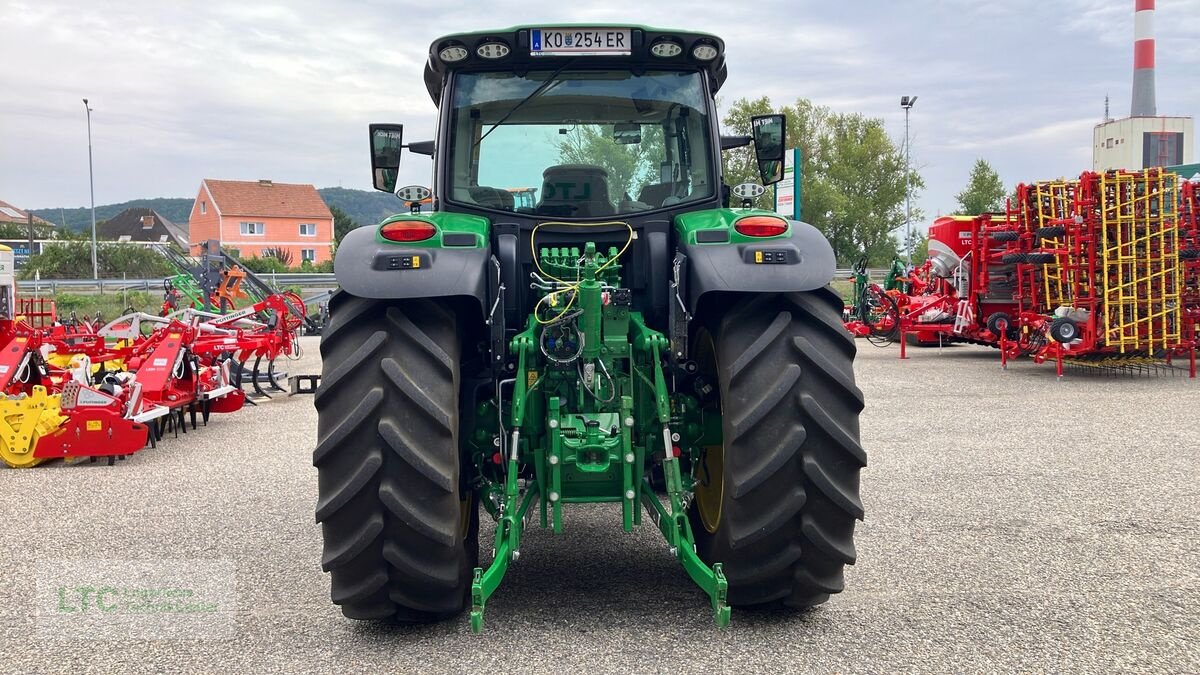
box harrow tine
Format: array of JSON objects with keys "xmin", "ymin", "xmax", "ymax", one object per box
[
  {"xmin": 267, "ymin": 357, "xmax": 286, "ymax": 392},
  {"xmin": 178, "ymin": 408, "xmax": 187, "ymax": 434},
  {"xmin": 189, "ymin": 403, "xmax": 198, "ymax": 430},
  {"xmin": 252, "ymin": 355, "xmax": 270, "ymax": 399},
  {"xmin": 232, "ymin": 358, "xmax": 246, "ymax": 389},
  {"xmin": 202, "ymin": 400, "xmax": 211, "ymax": 425}
]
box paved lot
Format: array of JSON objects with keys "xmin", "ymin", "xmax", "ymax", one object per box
[{"xmin": 1, "ymin": 336, "xmax": 1197, "ymax": 672}]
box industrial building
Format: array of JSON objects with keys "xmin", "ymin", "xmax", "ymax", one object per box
[{"xmin": 1092, "ymin": 0, "xmax": 1194, "ymax": 172}]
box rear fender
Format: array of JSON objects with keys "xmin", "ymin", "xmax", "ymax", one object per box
[
  {"xmin": 676, "ymin": 210, "xmax": 837, "ymax": 310},
  {"xmin": 333, "ymin": 217, "xmax": 490, "ymax": 315}
]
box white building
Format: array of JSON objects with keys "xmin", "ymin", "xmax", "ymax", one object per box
[{"xmin": 1093, "ymin": 116, "xmax": 1194, "ymax": 172}]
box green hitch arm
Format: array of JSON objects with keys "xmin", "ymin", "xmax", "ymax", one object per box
[
  {"xmin": 639, "ymin": 486, "xmax": 731, "ymax": 627},
  {"xmin": 469, "ymin": 328, "xmax": 539, "ymax": 633},
  {"xmin": 631, "ymin": 317, "xmax": 671, "ymax": 425},
  {"xmin": 509, "ymin": 330, "xmax": 535, "ymax": 430},
  {"xmin": 470, "ymin": 484, "xmax": 540, "ymax": 633}
]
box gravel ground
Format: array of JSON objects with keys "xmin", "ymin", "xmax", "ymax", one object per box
[{"xmin": 1, "ymin": 336, "xmax": 1197, "ymax": 673}]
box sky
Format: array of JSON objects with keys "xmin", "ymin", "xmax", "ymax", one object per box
[{"xmin": 2, "ymin": 0, "xmax": 1198, "ymax": 227}]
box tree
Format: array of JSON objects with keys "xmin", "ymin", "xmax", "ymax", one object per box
[
  {"xmin": 905, "ymin": 230, "xmax": 929, "ymax": 264},
  {"xmin": 0, "ymin": 220, "xmax": 55, "ymax": 239},
  {"xmin": 21, "ymin": 241, "xmax": 173, "ymax": 279},
  {"xmin": 557, "ymin": 125, "xmax": 665, "ymax": 200},
  {"xmin": 955, "ymin": 159, "xmax": 1006, "ymax": 215},
  {"xmin": 237, "ymin": 255, "xmax": 290, "ymax": 274},
  {"xmin": 331, "ymin": 204, "xmax": 361, "ymax": 246},
  {"xmin": 723, "ymin": 97, "xmax": 923, "ymax": 266}
]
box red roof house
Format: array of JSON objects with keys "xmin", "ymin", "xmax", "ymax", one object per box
[{"xmin": 188, "ymin": 179, "xmax": 334, "ymax": 264}]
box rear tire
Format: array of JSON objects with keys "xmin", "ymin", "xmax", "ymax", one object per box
[
  {"xmin": 689, "ymin": 289, "xmax": 866, "ymax": 609},
  {"xmin": 314, "ymin": 292, "xmax": 477, "ymax": 623}
]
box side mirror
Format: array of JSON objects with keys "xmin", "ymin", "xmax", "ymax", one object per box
[
  {"xmin": 751, "ymin": 114, "xmax": 786, "ymax": 185},
  {"xmin": 369, "ymin": 123, "xmax": 404, "ymax": 193}
]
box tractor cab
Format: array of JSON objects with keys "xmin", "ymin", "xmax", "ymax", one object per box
[
  {"xmin": 359, "ymin": 25, "xmax": 790, "ymax": 330},
  {"xmin": 371, "ymin": 27, "xmax": 783, "ymax": 216}
]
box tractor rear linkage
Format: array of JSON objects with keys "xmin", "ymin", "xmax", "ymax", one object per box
[{"xmin": 468, "ymin": 242, "xmax": 729, "ymax": 633}]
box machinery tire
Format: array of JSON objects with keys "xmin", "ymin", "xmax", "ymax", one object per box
[
  {"xmin": 990, "ymin": 231, "xmax": 1020, "ymax": 242},
  {"xmin": 1036, "ymin": 226, "xmax": 1066, "ymax": 239},
  {"xmin": 313, "ymin": 292, "xmax": 477, "ymax": 623},
  {"xmin": 1000, "ymin": 253, "xmax": 1026, "ymax": 264},
  {"xmin": 1025, "ymin": 253, "xmax": 1057, "ymax": 264},
  {"xmin": 690, "ymin": 289, "xmax": 866, "ymax": 609},
  {"xmin": 1049, "ymin": 317, "xmax": 1079, "ymax": 343},
  {"xmin": 1180, "ymin": 248, "xmax": 1200, "ymax": 260},
  {"xmin": 985, "ymin": 312, "xmax": 1013, "ymax": 338}
]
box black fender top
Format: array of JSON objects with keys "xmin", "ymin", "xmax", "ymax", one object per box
[
  {"xmin": 679, "ymin": 219, "xmax": 836, "ymax": 309},
  {"xmin": 333, "ymin": 226, "xmax": 490, "ymax": 312}
]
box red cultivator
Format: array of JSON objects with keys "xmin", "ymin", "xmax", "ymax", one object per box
[{"xmin": 0, "ymin": 290, "xmax": 308, "ymax": 468}]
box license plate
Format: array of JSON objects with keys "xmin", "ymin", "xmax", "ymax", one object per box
[{"xmin": 531, "ymin": 28, "xmax": 631, "ymax": 56}]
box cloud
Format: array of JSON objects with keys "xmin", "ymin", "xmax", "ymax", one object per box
[{"xmin": 0, "ymin": 0, "xmax": 1195, "ymax": 229}]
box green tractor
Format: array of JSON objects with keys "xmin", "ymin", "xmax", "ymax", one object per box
[{"xmin": 314, "ymin": 25, "xmax": 866, "ymax": 632}]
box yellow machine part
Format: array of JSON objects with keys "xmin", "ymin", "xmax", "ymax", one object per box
[
  {"xmin": 44, "ymin": 353, "xmax": 126, "ymax": 373},
  {"xmin": 1032, "ymin": 179, "xmax": 1076, "ymax": 308},
  {"xmin": 0, "ymin": 386, "xmax": 68, "ymax": 468},
  {"xmin": 1098, "ymin": 171, "xmax": 1182, "ymax": 354}
]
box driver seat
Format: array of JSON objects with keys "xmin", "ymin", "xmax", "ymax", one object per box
[{"xmin": 537, "ymin": 164, "xmax": 612, "ymax": 217}]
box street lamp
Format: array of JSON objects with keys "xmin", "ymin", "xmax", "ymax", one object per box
[
  {"xmin": 900, "ymin": 95, "xmax": 918, "ymax": 267},
  {"xmin": 83, "ymin": 98, "xmax": 98, "ymax": 280}
]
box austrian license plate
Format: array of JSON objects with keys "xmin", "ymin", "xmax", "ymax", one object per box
[{"xmin": 531, "ymin": 28, "xmax": 632, "ymax": 56}]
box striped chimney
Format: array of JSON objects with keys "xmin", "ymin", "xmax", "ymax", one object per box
[{"xmin": 1132, "ymin": 0, "xmax": 1156, "ymax": 117}]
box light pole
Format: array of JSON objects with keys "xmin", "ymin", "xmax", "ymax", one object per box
[
  {"xmin": 900, "ymin": 95, "xmax": 917, "ymax": 267},
  {"xmin": 83, "ymin": 98, "xmax": 98, "ymax": 280}
]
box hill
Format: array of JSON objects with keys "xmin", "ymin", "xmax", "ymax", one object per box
[
  {"xmin": 317, "ymin": 188, "xmax": 404, "ymax": 227},
  {"xmin": 33, "ymin": 198, "xmax": 193, "ymax": 230},
  {"xmin": 31, "ymin": 187, "xmax": 405, "ymax": 232}
]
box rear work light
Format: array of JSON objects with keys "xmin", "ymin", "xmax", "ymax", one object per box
[
  {"xmin": 734, "ymin": 216, "xmax": 788, "ymax": 238},
  {"xmin": 438, "ymin": 43, "xmax": 469, "ymax": 63},
  {"xmin": 380, "ymin": 220, "xmax": 436, "ymax": 242}
]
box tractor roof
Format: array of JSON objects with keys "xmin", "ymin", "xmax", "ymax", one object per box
[{"xmin": 422, "ymin": 25, "xmax": 727, "ymax": 104}]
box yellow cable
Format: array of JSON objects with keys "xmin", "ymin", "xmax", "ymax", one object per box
[{"xmin": 530, "ymin": 220, "xmax": 634, "ymax": 325}]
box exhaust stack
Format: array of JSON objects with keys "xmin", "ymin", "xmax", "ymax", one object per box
[{"xmin": 1131, "ymin": 0, "xmax": 1156, "ymax": 117}]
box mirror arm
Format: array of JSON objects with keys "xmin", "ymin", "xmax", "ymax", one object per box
[
  {"xmin": 406, "ymin": 140, "xmax": 436, "ymax": 156},
  {"xmin": 720, "ymin": 135, "xmax": 752, "ymax": 151}
]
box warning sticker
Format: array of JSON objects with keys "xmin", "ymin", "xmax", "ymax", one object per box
[
  {"xmin": 86, "ymin": 420, "xmax": 103, "ymax": 431},
  {"xmin": 152, "ymin": 358, "xmax": 168, "ymax": 367}
]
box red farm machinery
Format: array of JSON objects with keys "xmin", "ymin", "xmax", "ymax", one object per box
[
  {"xmin": 857, "ymin": 169, "xmax": 1199, "ymax": 376},
  {"xmin": 0, "ymin": 243, "xmax": 313, "ymax": 468}
]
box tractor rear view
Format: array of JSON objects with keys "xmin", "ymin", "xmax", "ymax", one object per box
[{"xmin": 314, "ymin": 25, "xmax": 866, "ymax": 631}]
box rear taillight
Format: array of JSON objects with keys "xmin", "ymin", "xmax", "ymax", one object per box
[
  {"xmin": 380, "ymin": 220, "xmax": 436, "ymax": 242},
  {"xmin": 734, "ymin": 215, "xmax": 789, "ymax": 238}
]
